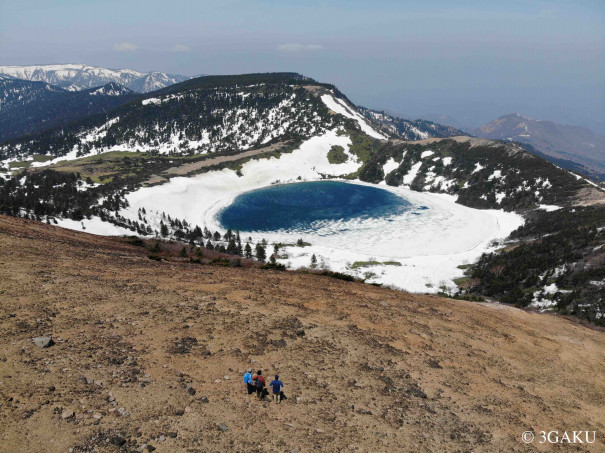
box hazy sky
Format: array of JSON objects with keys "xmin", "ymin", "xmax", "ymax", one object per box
[{"xmin": 1, "ymin": 0, "xmax": 604, "ymax": 132}]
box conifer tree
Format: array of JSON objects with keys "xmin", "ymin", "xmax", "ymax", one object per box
[
  {"xmin": 255, "ymin": 243, "xmax": 266, "ymax": 262},
  {"xmin": 227, "ymin": 238, "xmax": 238, "ymax": 255},
  {"xmin": 160, "ymin": 221, "xmax": 169, "ymax": 237}
]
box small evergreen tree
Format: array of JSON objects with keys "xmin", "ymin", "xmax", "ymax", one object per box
[
  {"xmin": 256, "ymin": 243, "xmax": 266, "ymax": 262},
  {"xmin": 244, "ymin": 243, "xmax": 253, "ymax": 258},
  {"xmin": 311, "ymin": 254, "xmax": 317, "ymax": 267},
  {"xmin": 160, "ymin": 222, "xmax": 169, "ymax": 237},
  {"xmin": 227, "ymin": 238, "xmax": 238, "ymax": 255}
]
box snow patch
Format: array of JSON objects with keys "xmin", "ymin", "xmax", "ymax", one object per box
[
  {"xmin": 537, "ymin": 204, "xmax": 561, "ymax": 212},
  {"xmin": 382, "ymin": 158, "xmax": 399, "ymax": 177},
  {"xmin": 320, "ymin": 94, "xmax": 386, "ymax": 140}
]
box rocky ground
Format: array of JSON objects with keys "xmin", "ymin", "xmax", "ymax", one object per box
[{"xmin": 0, "ymin": 215, "xmax": 604, "ymax": 452}]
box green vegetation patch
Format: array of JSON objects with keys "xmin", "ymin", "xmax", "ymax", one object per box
[
  {"xmin": 327, "ymin": 145, "xmax": 348, "ymax": 164},
  {"xmin": 8, "ymin": 154, "xmax": 54, "ymax": 169},
  {"xmin": 348, "ymin": 132, "xmax": 377, "ymax": 163},
  {"xmin": 350, "ymin": 260, "xmax": 402, "ymax": 269},
  {"xmin": 350, "ymin": 260, "xmax": 382, "ymax": 269},
  {"xmin": 453, "ymin": 277, "xmax": 471, "ymax": 287}
]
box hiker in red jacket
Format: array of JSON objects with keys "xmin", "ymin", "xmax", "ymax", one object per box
[{"xmin": 253, "ymin": 370, "xmax": 266, "ymax": 399}]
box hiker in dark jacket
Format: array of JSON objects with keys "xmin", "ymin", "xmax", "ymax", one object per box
[
  {"xmin": 269, "ymin": 374, "xmax": 284, "ymax": 403},
  {"xmin": 254, "ymin": 370, "xmax": 266, "ymax": 399}
]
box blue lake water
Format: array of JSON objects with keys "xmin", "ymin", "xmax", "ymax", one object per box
[{"xmin": 218, "ymin": 181, "xmax": 413, "ymax": 232}]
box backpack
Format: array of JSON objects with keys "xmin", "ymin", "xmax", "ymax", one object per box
[{"xmin": 256, "ymin": 375, "xmax": 264, "ymax": 388}]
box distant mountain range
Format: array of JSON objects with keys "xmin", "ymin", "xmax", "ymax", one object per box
[
  {"xmin": 0, "ymin": 64, "xmax": 192, "ymax": 93},
  {"xmin": 474, "ymin": 114, "xmax": 605, "ymax": 181},
  {"xmin": 0, "ymin": 76, "xmax": 139, "ymax": 142}
]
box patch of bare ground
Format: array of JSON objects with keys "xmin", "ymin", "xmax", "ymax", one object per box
[
  {"xmin": 0, "ymin": 215, "xmax": 604, "ymax": 452},
  {"xmin": 573, "ymin": 186, "xmax": 605, "ymax": 206},
  {"xmin": 390, "ymin": 135, "xmax": 496, "ymax": 148},
  {"xmin": 142, "ymin": 142, "xmax": 287, "ymax": 186}
]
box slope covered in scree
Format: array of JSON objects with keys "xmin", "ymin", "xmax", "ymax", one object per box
[{"xmin": 0, "ymin": 214, "xmax": 603, "ymax": 452}]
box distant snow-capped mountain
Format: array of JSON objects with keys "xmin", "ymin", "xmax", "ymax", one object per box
[{"xmin": 0, "ymin": 64, "xmax": 192, "ymax": 93}]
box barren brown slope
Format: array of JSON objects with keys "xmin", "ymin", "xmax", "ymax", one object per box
[{"xmin": 0, "ymin": 215, "xmax": 604, "ymax": 453}]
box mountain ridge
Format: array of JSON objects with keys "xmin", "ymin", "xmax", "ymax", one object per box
[
  {"xmin": 0, "ymin": 77, "xmax": 140, "ymax": 142},
  {"xmin": 358, "ymin": 107, "xmax": 465, "ymax": 141},
  {"xmin": 0, "ymin": 64, "xmax": 192, "ymax": 93},
  {"xmin": 475, "ymin": 113, "xmax": 605, "ymax": 181},
  {"xmin": 0, "ymin": 73, "xmax": 597, "ymax": 213}
]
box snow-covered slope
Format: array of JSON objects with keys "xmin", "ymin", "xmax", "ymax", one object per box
[
  {"xmin": 320, "ymin": 94, "xmax": 386, "ymax": 139},
  {"xmin": 0, "ymin": 64, "xmax": 191, "ymax": 93},
  {"xmin": 128, "ymin": 72, "xmax": 191, "ymax": 93},
  {"xmin": 0, "ymin": 73, "xmax": 360, "ymax": 160},
  {"xmin": 88, "ymin": 82, "xmax": 134, "ymax": 96},
  {"xmin": 358, "ymin": 107, "xmax": 465, "ymax": 141},
  {"xmin": 119, "ymin": 130, "xmax": 523, "ymax": 293}
]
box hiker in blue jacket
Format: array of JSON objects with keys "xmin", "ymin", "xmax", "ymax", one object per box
[
  {"xmin": 269, "ymin": 374, "xmax": 283, "ymax": 403},
  {"xmin": 243, "ymin": 369, "xmax": 254, "ymax": 394}
]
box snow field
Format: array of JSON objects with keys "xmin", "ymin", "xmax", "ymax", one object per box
[{"xmin": 118, "ymin": 130, "xmax": 524, "ymax": 293}]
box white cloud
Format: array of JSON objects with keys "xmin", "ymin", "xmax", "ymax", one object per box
[
  {"xmin": 113, "ymin": 42, "xmax": 138, "ymax": 52},
  {"xmin": 278, "ymin": 43, "xmax": 323, "ymax": 52},
  {"xmin": 171, "ymin": 44, "xmax": 191, "ymax": 53}
]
